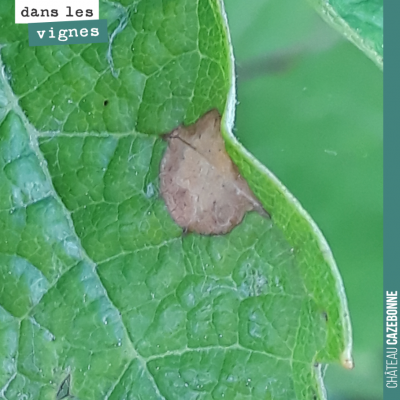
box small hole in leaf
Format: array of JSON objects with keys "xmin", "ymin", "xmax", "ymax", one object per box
[
  {"xmin": 311, "ymin": 389, "xmax": 318, "ymax": 400},
  {"xmin": 322, "ymin": 311, "xmax": 328, "ymax": 322},
  {"xmin": 104, "ymin": 100, "xmax": 109, "ymax": 106},
  {"xmin": 56, "ymin": 375, "xmax": 71, "ymax": 400}
]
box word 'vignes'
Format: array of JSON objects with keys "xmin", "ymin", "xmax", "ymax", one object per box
[{"xmin": 36, "ymin": 27, "xmax": 99, "ymax": 42}]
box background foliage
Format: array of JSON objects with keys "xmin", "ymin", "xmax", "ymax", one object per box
[{"xmin": 225, "ymin": 0, "xmax": 383, "ymax": 399}]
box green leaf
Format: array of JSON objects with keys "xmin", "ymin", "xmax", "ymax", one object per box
[
  {"xmin": 307, "ymin": 0, "xmax": 383, "ymax": 68},
  {"xmin": 0, "ymin": 1, "xmax": 351, "ymax": 399}
]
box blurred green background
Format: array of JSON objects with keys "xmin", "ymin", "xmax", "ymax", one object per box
[{"xmin": 224, "ymin": 0, "xmax": 383, "ymax": 399}]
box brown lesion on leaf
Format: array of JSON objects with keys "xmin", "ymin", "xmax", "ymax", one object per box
[{"xmin": 160, "ymin": 109, "xmax": 268, "ymax": 235}]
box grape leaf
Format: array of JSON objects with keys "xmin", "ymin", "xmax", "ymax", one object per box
[
  {"xmin": 307, "ymin": 0, "xmax": 383, "ymax": 68},
  {"xmin": 0, "ymin": 1, "xmax": 352, "ymax": 399}
]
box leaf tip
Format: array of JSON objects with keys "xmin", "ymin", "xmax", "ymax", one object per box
[{"xmin": 340, "ymin": 352, "xmax": 354, "ymax": 370}]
